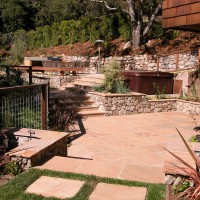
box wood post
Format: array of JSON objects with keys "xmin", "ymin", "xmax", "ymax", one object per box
[
  {"xmin": 6, "ymin": 66, "xmax": 10, "ymax": 83},
  {"xmin": 41, "ymin": 83, "xmax": 48, "ymax": 130},
  {"xmin": 156, "ymin": 57, "xmax": 160, "ymax": 71},
  {"xmin": 29, "ymin": 66, "xmax": 32, "ymax": 84},
  {"xmin": 176, "ymin": 53, "xmax": 179, "ymax": 71}
]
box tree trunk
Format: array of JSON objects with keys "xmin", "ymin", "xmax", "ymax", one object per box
[{"xmin": 131, "ymin": 22, "xmax": 141, "ymax": 48}]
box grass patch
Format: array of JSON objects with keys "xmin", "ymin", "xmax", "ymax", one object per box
[{"xmin": 0, "ymin": 168, "xmax": 166, "ymax": 200}]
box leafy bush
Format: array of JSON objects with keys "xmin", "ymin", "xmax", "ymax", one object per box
[
  {"xmin": 19, "ymin": 108, "xmax": 41, "ymax": 129},
  {"xmin": 103, "ymin": 61, "xmax": 130, "ymax": 94},
  {"xmin": 5, "ymin": 30, "xmax": 28, "ymax": 65},
  {"xmin": 5, "ymin": 160, "xmax": 22, "ymax": 176},
  {"xmin": 153, "ymin": 82, "xmax": 167, "ymax": 99},
  {"xmin": 114, "ymin": 80, "xmax": 130, "ymax": 94},
  {"xmin": 48, "ymin": 100, "xmax": 77, "ymax": 132},
  {"xmin": 118, "ymin": 13, "xmax": 131, "ymax": 41},
  {"xmin": 189, "ymin": 135, "xmax": 200, "ymax": 142},
  {"xmin": 1, "ymin": 13, "xmax": 133, "ymax": 51},
  {"xmin": 93, "ymin": 85, "xmax": 105, "ymax": 92}
]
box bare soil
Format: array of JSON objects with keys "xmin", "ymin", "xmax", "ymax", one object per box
[
  {"xmin": 1, "ymin": 31, "xmax": 200, "ymax": 59},
  {"xmin": 22, "ymin": 31, "xmax": 200, "ymax": 57}
]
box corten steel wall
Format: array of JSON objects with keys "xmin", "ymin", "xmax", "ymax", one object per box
[{"xmin": 162, "ymin": 0, "xmax": 200, "ymax": 31}]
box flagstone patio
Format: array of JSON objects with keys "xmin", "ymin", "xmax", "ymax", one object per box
[{"xmin": 38, "ymin": 112, "xmax": 200, "ymax": 184}]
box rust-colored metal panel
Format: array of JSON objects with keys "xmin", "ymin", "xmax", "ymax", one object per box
[
  {"xmin": 163, "ymin": 1, "xmax": 168, "ymax": 9},
  {"xmin": 162, "ymin": 0, "xmax": 200, "ymax": 30},
  {"xmin": 163, "ymin": 8, "xmax": 177, "ymax": 18},
  {"xmin": 163, "ymin": 0, "xmax": 199, "ymax": 9},
  {"xmin": 176, "ymin": 4, "xmax": 191, "ymax": 16},
  {"xmin": 174, "ymin": 16, "xmax": 187, "ymax": 26},
  {"xmin": 162, "ymin": 18, "xmax": 175, "ymax": 28},
  {"xmin": 187, "ymin": 13, "xmax": 200, "ymax": 25},
  {"xmin": 173, "ymin": 80, "xmax": 183, "ymax": 94},
  {"xmin": 191, "ymin": 3, "xmax": 200, "ymax": 13}
]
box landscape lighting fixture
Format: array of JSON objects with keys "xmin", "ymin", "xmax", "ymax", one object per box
[{"xmin": 95, "ymin": 40, "xmax": 104, "ymax": 74}]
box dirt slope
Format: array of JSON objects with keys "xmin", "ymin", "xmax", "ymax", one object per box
[{"xmin": 1, "ymin": 31, "xmax": 200, "ymax": 58}]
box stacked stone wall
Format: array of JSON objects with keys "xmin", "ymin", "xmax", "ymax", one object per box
[
  {"xmin": 89, "ymin": 92, "xmax": 200, "ymax": 116},
  {"xmin": 62, "ymin": 49, "xmax": 199, "ymax": 73}
]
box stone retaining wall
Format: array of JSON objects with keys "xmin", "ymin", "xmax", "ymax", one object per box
[
  {"xmin": 89, "ymin": 92, "xmax": 200, "ymax": 116},
  {"xmin": 176, "ymin": 100, "xmax": 200, "ymax": 115},
  {"xmin": 22, "ymin": 72, "xmax": 76, "ymax": 88},
  {"xmin": 62, "ymin": 49, "xmax": 199, "ymax": 73}
]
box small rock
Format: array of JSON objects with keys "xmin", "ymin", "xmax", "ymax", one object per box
[
  {"xmin": 173, "ymin": 177, "xmax": 182, "ymax": 186},
  {"xmin": 123, "ymin": 41, "xmax": 132, "ymax": 50},
  {"xmin": 165, "ymin": 175, "xmax": 176, "ymax": 185}
]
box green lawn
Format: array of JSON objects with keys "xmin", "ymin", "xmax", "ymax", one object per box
[{"xmin": 0, "ymin": 168, "xmax": 166, "ymax": 200}]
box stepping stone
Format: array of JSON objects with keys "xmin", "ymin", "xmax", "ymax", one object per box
[
  {"xmin": 26, "ymin": 176, "xmax": 84, "ymax": 199},
  {"xmin": 89, "ymin": 183, "xmax": 147, "ymax": 200}
]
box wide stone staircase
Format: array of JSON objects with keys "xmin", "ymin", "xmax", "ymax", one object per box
[
  {"xmin": 68, "ymin": 74, "xmax": 105, "ymax": 91},
  {"xmin": 50, "ymin": 74, "xmax": 105, "ymax": 118}
]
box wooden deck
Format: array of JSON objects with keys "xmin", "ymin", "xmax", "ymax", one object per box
[{"xmin": 162, "ymin": 0, "xmax": 200, "ymax": 31}]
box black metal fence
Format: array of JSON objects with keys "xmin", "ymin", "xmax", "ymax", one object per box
[{"xmin": 0, "ymin": 82, "xmax": 48, "ymax": 130}]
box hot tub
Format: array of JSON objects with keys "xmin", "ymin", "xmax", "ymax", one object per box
[{"xmin": 122, "ymin": 71, "xmax": 175, "ymax": 95}]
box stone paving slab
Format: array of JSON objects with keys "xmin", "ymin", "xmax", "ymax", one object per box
[
  {"xmin": 39, "ymin": 112, "xmax": 200, "ymax": 183},
  {"xmin": 26, "ymin": 176, "xmax": 84, "ymax": 199},
  {"xmin": 89, "ymin": 183, "xmax": 147, "ymax": 200}
]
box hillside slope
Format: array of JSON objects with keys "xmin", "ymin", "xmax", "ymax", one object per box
[{"xmin": 1, "ymin": 31, "xmax": 200, "ymax": 58}]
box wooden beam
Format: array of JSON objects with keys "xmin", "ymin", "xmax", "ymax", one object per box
[{"xmin": 176, "ymin": 53, "xmax": 179, "ymax": 71}]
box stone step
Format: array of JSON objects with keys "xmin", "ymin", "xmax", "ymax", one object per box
[
  {"xmin": 59, "ymin": 100, "xmax": 95, "ymax": 107},
  {"xmin": 77, "ymin": 110, "xmax": 105, "ymax": 118},
  {"xmin": 80, "ymin": 74, "xmax": 105, "ymax": 79},
  {"xmin": 76, "ymin": 78, "xmax": 104, "ymax": 84},
  {"xmin": 57, "ymin": 105, "xmax": 99, "ymax": 112},
  {"xmin": 63, "ymin": 86, "xmax": 86, "ymax": 95},
  {"xmin": 75, "ymin": 106, "xmax": 99, "ymax": 112},
  {"xmin": 74, "ymin": 82, "xmax": 102, "ymax": 88},
  {"xmin": 74, "ymin": 81, "xmax": 97, "ymax": 87},
  {"xmin": 50, "ymin": 95, "xmax": 91, "ymax": 101}
]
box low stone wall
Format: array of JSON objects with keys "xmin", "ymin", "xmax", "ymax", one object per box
[
  {"xmin": 89, "ymin": 92, "xmax": 177, "ymax": 116},
  {"xmin": 176, "ymin": 100, "xmax": 200, "ymax": 115},
  {"xmin": 7, "ymin": 129, "xmax": 69, "ymax": 170},
  {"xmin": 148, "ymin": 99, "xmax": 177, "ymax": 113},
  {"xmin": 89, "ymin": 92, "xmax": 200, "ymax": 116},
  {"xmin": 10, "ymin": 136, "xmax": 67, "ymax": 170},
  {"xmin": 89, "ymin": 92, "xmax": 147, "ymax": 116}
]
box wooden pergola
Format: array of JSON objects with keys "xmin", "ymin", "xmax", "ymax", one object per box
[{"xmin": 162, "ymin": 0, "xmax": 200, "ymax": 31}]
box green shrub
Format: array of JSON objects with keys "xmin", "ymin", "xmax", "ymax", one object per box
[
  {"xmin": 6, "ymin": 30, "xmax": 28, "ymax": 65},
  {"xmin": 153, "ymin": 82, "xmax": 167, "ymax": 99},
  {"xmin": 118, "ymin": 13, "xmax": 131, "ymax": 41},
  {"xmin": 19, "ymin": 108, "xmax": 41, "ymax": 129},
  {"xmin": 103, "ymin": 61, "xmax": 130, "ymax": 94},
  {"xmin": 5, "ymin": 160, "xmax": 22, "ymax": 176},
  {"xmin": 114, "ymin": 80, "xmax": 130, "ymax": 94},
  {"xmin": 93, "ymin": 85, "xmax": 105, "ymax": 92}
]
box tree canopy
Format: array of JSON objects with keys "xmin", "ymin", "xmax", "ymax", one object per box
[{"xmin": 0, "ymin": 0, "xmax": 173, "ymax": 53}]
